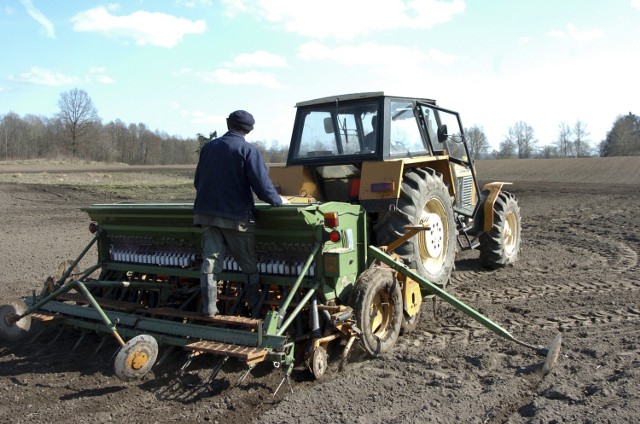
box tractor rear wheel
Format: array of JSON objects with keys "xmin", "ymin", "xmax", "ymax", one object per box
[
  {"xmin": 352, "ymin": 268, "xmax": 403, "ymax": 356},
  {"xmin": 374, "ymin": 168, "xmax": 456, "ymax": 287},
  {"xmin": 479, "ymin": 191, "xmax": 522, "ymax": 268}
]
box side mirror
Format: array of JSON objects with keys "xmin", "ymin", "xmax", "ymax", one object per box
[
  {"xmin": 437, "ymin": 124, "xmax": 448, "ymax": 143},
  {"xmin": 323, "ymin": 117, "xmax": 334, "ymax": 134}
]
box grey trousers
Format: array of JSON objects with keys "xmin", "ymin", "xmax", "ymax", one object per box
[
  {"xmin": 200, "ymin": 225, "xmax": 258, "ymax": 275},
  {"xmin": 200, "ymin": 225, "xmax": 261, "ymax": 310}
]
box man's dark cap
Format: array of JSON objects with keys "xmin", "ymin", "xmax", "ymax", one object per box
[{"xmin": 228, "ymin": 110, "xmax": 255, "ymax": 132}]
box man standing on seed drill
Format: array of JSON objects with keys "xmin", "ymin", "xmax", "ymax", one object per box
[{"xmin": 193, "ymin": 110, "xmax": 289, "ymax": 317}]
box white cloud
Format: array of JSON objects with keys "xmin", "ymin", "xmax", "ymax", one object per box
[
  {"xmin": 632, "ymin": 0, "xmax": 640, "ymax": 10},
  {"xmin": 198, "ymin": 69, "xmax": 286, "ymax": 89},
  {"xmin": 8, "ymin": 67, "xmax": 78, "ymax": 86},
  {"xmin": 299, "ymin": 41, "xmax": 428, "ymax": 67},
  {"xmin": 87, "ymin": 67, "xmax": 115, "ymax": 84},
  {"xmin": 224, "ymin": 51, "xmax": 288, "ymax": 68},
  {"xmin": 173, "ymin": 68, "xmax": 193, "ymax": 76},
  {"xmin": 176, "ymin": 0, "xmax": 214, "ymax": 8},
  {"xmin": 225, "ymin": 0, "xmax": 465, "ymax": 39},
  {"xmin": 20, "ymin": 0, "xmax": 55, "ymax": 38},
  {"xmin": 428, "ymin": 49, "xmax": 456, "ymax": 65},
  {"xmin": 197, "ymin": 50, "xmax": 287, "ymax": 88},
  {"xmin": 189, "ymin": 110, "xmax": 222, "ymax": 125},
  {"xmin": 8, "ymin": 66, "xmax": 114, "ymax": 86},
  {"xmin": 70, "ymin": 6, "xmax": 206, "ymax": 48},
  {"xmin": 547, "ymin": 23, "xmax": 604, "ymax": 41}
]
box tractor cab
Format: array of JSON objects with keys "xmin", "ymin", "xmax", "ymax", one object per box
[{"xmin": 279, "ymin": 92, "xmax": 479, "ymax": 217}]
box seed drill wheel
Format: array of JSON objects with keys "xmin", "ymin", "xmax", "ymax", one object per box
[
  {"xmin": 311, "ymin": 346, "xmax": 328, "ymax": 380},
  {"xmin": 114, "ymin": 335, "xmax": 158, "ymax": 381},
  {"xmin": 352, "ymin": 268, "xmax": 403, "ymax": 356},
  {"xmin": 479, "ymin": 191, "xmax": 522, "ymax": 268},
  {"xmin": 374, "ymin": 168, "xmax": 456, "ymax": 287},
  {"xmin": 0, "ymin": 299, "xmax": 32, "ymax": 342}
]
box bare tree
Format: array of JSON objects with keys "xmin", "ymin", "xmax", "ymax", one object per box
[
  {"xmin": 499, "ymin": 121, "xmax": 537, "ymax": 158},
  {"xmin": 464, "ymin": 125, "xmax": 490, "ymax": 160},
  {"xmin": 496, "ymin": 138, "xmax": 517, "ymax": 159},
  {"xmin": 506, "ymin": 121, "xmax": 537, "ymax": 158},
  {"xmin": 56, "ymin": 88, "xmax": 100, "ymax": 157},
  {"xmin": 556, "ymin": 121, "xmax": 573, "ymax": 157},
  {"xmin": 540, "ymin": 145, "xmax": 559, "ymax": 158},
  {"xmin": 573, "ymin": 120, "xmax": 591, "ymax": 157}
]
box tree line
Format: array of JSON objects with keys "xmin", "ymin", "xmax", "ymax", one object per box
[
  {"xmin": 2, "ymin": 88, "xmax": 638, "ymax": 164},
  {"xmin": 466, "ymin": 113, "xmax": 640, "ymax": 160},
  {"xmin": 1, "ymin": 89, "xmax": 197, "ymax": 165}
]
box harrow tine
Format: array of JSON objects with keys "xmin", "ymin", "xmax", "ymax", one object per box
[
  {"xmin": 180, "ymin": 352, "xmax": 196, "ymax": 373},
  {"xmin": 237, "ymin": 364, "xmax": 255, "ymax": 384},
  {"xmin": 273, "ymin": 373, "xmax": 294, "ymax": 397},
  {"xmin": 71, "ymin": 331, "xmax": 88, "ymax": 352},
  {"xmin": 207, "ymin": 356, "xmax": 229, "ymax": 383}
]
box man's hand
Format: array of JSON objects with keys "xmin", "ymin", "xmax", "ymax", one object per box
[{"xmin": 280, "ymin": 195, "xmax": 291, "ymax": 205}]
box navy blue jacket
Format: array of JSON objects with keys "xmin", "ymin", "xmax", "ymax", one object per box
[{"xmin": 194, "ymin": 131, "xmax": 282, "ymax": 221}]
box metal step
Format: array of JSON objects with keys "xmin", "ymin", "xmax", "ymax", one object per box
[
  {"xmin": 143, "ymin": 307, "xmax": 262, "ymax": 328},
  {"xmin": 184, "ymin": 340, "xmax": 268, "ymax": 364}
]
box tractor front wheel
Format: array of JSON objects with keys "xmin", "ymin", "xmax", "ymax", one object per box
[{"xmin": 479, "ymin": 191, "xmax": 522, "ymax": 268}]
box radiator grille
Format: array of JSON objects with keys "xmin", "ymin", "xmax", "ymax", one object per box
[{"xmin": 457, "ymin": 175, "xmax": 474, "ymax": 213}]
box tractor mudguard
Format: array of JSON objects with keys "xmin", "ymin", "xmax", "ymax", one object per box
[{"xmin": 475, "ymin": 182, "xmax": 511, "ymax": 232}]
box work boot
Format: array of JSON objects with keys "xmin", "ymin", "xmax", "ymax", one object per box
[{"xmin": 200, "ymin": 274, "xmax": 219, "ymax": 317}]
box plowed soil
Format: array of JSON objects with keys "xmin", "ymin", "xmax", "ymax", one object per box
[{"xmin": 1, "ymin": 158, "xmax": 639, "ymax": 423}]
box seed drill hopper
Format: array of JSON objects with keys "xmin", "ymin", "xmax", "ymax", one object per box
[{"xmin": 1, "ymin": 199, "xmax": 560, "ymax": 389}]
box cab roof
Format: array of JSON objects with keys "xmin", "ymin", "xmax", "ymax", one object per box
[{"xmin": 295, "ymin": 92, "xmax": 437, "ymax": 108}]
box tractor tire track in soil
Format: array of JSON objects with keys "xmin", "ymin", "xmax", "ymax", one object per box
[{"xmin": 1, "ymin": 158, "xmax": 639, "ymax": 423}]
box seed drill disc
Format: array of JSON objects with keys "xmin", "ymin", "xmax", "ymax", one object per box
[
  {"xmin": 542, "ymin": 333, "xmax": 562, "ymax": 375},
  {"xmin": 114, "ymin": 334, "xmax": 158, "ymax": 381},
  {"xmin": 0, "ymin": 300, "xmax": 32, "ymax": 342}
]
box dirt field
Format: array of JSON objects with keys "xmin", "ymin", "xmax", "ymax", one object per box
[{"xmin": 0, "ymin": 158, "xmax": 639, "ymax": 423}]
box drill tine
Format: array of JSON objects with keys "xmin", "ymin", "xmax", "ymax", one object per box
[
  {"xmin": 71, "ymin": 331, "xmax": 87, "ymax": 352},
  {"xmin": 93, "ymin": 335, "xmax": 110, "ymax": 355},
  {"xmin": 47, "ymin": 328, "xmax": 65, "ymax": 346},
  {"xmin": 154, "ymin": 345, "xmax": 176, "ymax": 367},
  {"xmin": 28, "ymin": 327, "xmax": 47, "ymax": 344}
]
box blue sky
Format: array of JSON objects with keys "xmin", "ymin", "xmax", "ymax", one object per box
[{"xmin": 1, "ymin": 0, "xmax": 639, "ymax": 151}]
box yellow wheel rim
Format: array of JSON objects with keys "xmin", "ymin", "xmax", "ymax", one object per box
[
  {"xmin": 127, "ymin": 351, "xmax": 149, "ymax": 370},
  {"xmin": 504, "ymin": 211, "xmax": 518, "ymax": 255},
  {"xmin": 370, "ymin": 291, "xmax": 392, "ymax": 337}
]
